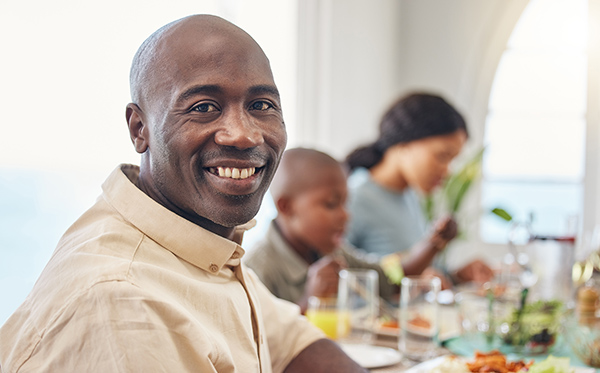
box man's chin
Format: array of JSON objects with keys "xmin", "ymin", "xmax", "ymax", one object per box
[{"xmin": 207, "ymin": 204, "xmax": 259, "ymax": 228}]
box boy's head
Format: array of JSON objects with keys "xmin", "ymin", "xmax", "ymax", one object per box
[{"xmin": 270, "ymin": 148, "xmax": 349, "ymax": 256}]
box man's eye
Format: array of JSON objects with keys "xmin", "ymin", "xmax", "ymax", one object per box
[
  {"xmin": 193, "ymin": 103, "xmax": 219, "ymax": 113},
  {"xmin": 250, "ymin": 101, "xmax": 272, "ymax": 111}
]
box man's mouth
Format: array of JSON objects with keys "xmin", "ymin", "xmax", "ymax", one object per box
[{"xmin": 208, "ymin": 167, "xmax": 258, "ymax": 180}]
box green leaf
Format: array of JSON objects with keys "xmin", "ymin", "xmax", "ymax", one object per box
[
  {"xmin": 491, "ymin": 207, "xmax": 513, "ymax": 222},
  {"xmin": 443, "ymin": 147, "xmax": 484, "ymax": 214},
  {"xmin": 423, "ymin": 195, "xmax": 434, "ymax": 222}
]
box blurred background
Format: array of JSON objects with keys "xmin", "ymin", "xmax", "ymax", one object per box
[{"xmin": 1, "ymin": 0, "xmax": 599, "ymax": 323}]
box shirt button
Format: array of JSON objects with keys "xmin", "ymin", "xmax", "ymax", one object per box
[
  {"xmin": 232, "ymin": 252, "xmax": 240, "ymax": 259},
  {"xmin": 210, "ymin": 264, "xmax": 219, "ymax": 272}
]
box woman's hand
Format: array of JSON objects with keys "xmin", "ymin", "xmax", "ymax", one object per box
[
  {"xmin": 430, "ymin": 215, "xmax": 458, "ymax": 251},
  {"xmin": 421, "ymin": 266, "xmax": 453, "ymax": 290},
  {"xmin": 454, "ymin": 259, "xmax": 494, "ymax": 284}
]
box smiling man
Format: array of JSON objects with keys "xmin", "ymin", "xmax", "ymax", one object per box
[{"xmin": 0, "ymin": 15, "xmax": 365, "ymax": 372}]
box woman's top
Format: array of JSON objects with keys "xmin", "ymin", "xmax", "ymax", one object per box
[{"xmin": 345, "ymin": 167, "xmax": 427, "ymax": 257}]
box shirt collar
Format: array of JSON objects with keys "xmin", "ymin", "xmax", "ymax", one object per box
[
  {"xmin": 266, "ymin": 221, "xmax": 309, "ymax": 284},
  {"xmin": 102, "ymin": 164, "xmax": 250, "ymax": 274}
]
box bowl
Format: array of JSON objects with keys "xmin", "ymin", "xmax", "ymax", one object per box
[
  {"xmin": 454, "ymin": 288, "xmax": 563, "ymax": 355},
  {"xmin": 563, "ymin": 310, "xmax": 600, "ymax": 367},
  {"xmin": 498, "ymin": 298, "xmax": 563, "ymax": 355}
]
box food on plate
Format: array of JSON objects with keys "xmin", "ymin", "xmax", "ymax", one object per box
[
  {"xmin": 377, "ymin": 315, "xmax": 399, "ymax": 332},
  {"xmin": 527, "ymin": 355, "xmax": 574, "ymax": 373},
  {"xmin": 409, "ymin": 315, "xmax": 431, "ymax": 329},
  {"xmin": 466, "ymin": 350, "xmax": 532, "ymax": 373},
  {"xmin": 378, "ymin": 315, "xmax": 399, "ymax": 329},
  {"xmin": 430, "ymin": 351, "xmax": 532, "ymax": 373}
]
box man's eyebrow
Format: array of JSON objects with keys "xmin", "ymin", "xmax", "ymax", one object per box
[
  {"xmin": 249, "ymin": 85, "xmax": 280, "ymax": 100},
  {"xmin": 177, "ymin": 85, "xmax": 223, "ymax": 103},
  {"xmin": 176, "ymin": 84, "xmax": 280, "ymax": 103}
]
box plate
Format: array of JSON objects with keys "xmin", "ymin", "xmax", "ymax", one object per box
[
  {"xmin": 404, "ymin": 355, "xmax": 597, "ymax": 373},
  {"xmin": 403, "ymin": 356, "xmax": 449, "ymax": 372},
  {"xmin": 340, "ymin": 343, "xmax": 402, "ymax": 369}
]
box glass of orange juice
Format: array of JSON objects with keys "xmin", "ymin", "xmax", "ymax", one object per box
[{"xmin": 306, "ymin": 296, "xmax": 348, "ymax": 339}]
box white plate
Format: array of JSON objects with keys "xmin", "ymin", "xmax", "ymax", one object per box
[
  {"xmin": 404, "ymin": 355, "xmax": 597, "ymax": 373},
  {"xmin": 340, "ymin": 343, "xmax": 402, "ymax": 369}
]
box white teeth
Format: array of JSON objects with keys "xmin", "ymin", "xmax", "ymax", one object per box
[{"xmin": 215, "ymin": 167, "xmax": 256, "ymax": 180}]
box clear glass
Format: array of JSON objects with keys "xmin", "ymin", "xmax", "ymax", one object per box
[
  {"xmin": 306, "ymin": 296, "xmax": 342, "ymax": 340},
  {"xmin": 454, "ymin": 289, "xmax": 516, "ymax": 351},
  {"xmin": 399, "ymin": 276, "xmax": 441, "ymax": 361},
  {"xmin": 337, "ymin": 269, "xmax": 379, "ymax": 345}
]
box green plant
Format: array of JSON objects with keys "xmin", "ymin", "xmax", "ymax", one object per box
[{"xmin": 424, "ymin": 147, "xmax": 485, "ymax": 222}]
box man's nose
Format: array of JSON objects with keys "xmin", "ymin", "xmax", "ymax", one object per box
[{"xmin": 214, "ymin": 110, "xmax": 264, "ymax": 149}]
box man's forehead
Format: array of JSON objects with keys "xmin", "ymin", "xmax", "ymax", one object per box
[{"xmin": 131, "ymin": 15, "xmax": 273, "ymax": 105}]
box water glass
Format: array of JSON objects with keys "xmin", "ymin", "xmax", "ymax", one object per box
[
  {"xmin": 337, "ymin": 269, "xmax": 379, "ymax": 344},
  {"xmin": 454, "ymin": 289, "xmax": 514, "ymax": 351},
  {"xmin": 399, "ymin": 276, "xmax": 441, "ymax": 361}
]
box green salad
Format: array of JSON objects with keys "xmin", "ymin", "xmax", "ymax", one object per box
[
  {"xmin": 502, "ymin": 300, "xmax": 563, "ymax": 351},
  {"xmin": 527, "ymin": 355, "xmax": 574, "ymax": 373}
]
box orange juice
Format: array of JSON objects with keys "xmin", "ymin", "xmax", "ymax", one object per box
[{"xmin": 306, "ymin": 310, "xmax": 350, "ymax": 340}]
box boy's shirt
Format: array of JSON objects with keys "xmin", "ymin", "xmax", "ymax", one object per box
[{"xmin": 244, "ymin": 220, "xmax": 396, "ymax": 304}]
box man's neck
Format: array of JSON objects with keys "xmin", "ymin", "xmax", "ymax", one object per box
[{"xmin": 134, "ymin": 170, "xmax": 237, "ymax": 241}]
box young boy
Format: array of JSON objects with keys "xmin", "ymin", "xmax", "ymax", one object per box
[{"xmin": 244, "ymin": 148, "xmax": 397, "ymax": 313}]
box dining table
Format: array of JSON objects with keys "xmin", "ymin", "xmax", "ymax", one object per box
[{"xmin": 349, "ymin": 302, "xmax": 600, "ymax": 372}]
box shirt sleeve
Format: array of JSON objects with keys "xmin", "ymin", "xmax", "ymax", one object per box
[
  {"xmin": 18, "ymin": 281, "xmax": 223, "ymax": 373},
  {"xmin": 245, "ymin": 269, "xmax": 325, "ymax": 373}
]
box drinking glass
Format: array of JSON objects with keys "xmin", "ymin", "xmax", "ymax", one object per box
[
  {"xmin": 337, "ymin": 269, "xmax": 379, "ymax": 345},
  {"xmin": 399, "ymin": 276, "xmax": 440, "ymax": 361},
  {"xmin": 306, "ymin": 296, "xmax": 342, "ymax": 340}
]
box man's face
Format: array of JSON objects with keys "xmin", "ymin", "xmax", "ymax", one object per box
[{"xmin": 131, "ymin": 24, "xmax": 287, "ymax": 231}]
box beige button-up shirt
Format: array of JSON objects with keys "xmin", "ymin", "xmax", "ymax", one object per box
[{"xmin": 0, "ymin": 164, "xmax": 324, "ymax": 372}]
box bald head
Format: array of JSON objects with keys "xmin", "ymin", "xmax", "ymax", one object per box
[
  {"xmin": 129, "ymin": 14, "xmax": 270, "ymax": 109},
  {"xmin": 270, "ymin": 148, "xmax": 346, "ymax": 203}
]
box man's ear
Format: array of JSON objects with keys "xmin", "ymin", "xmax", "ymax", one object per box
[{"xmin": 126, "ymin": 103, "xmax": 149, "ymax": 154}]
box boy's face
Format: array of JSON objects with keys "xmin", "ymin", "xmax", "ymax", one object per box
[{"xmin": 287, "ymin": 168, "xmax": 349, "ymax": 255}]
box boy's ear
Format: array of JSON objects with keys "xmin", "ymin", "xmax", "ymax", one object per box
[{"xmin": 275, "ymin": 196, "xmax": 294, "ymax": 217}]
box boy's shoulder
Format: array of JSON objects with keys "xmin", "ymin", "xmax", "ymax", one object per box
[{"xmin": 243, "ymin": 234, "xmax": 284, "ymax": 271}]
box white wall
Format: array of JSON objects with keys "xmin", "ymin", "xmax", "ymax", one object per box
[
  {"xmin": 296, "ymin": 1, "xmax": 529, "ymax": 162},
  {"xmin": 296, "ymin": 0, "xmax": 403, "ymax": 159}
]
